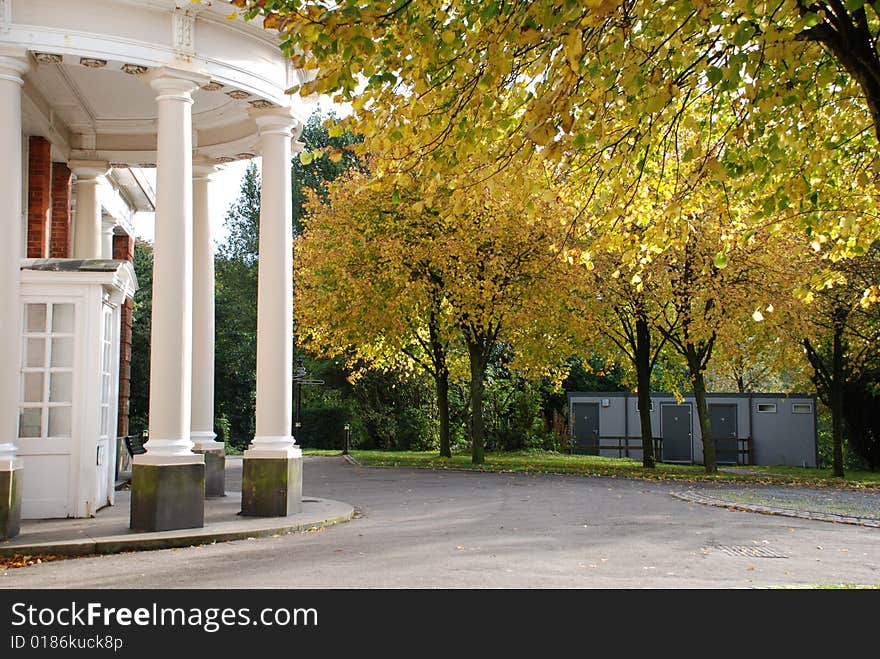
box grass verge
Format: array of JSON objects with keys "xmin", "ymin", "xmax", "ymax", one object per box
[{"xmin": 300, "ymin": 449, "xmax": 880, "ymax": 489}]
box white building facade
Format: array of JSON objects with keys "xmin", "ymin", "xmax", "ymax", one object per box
[{"xmin": 1, "ymin": 0, "xmax": 307, "ymax": 537}]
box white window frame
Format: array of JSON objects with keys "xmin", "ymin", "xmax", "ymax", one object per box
[
  {"xmin": 792, "ymin": 402, "xmax": 813, "ymax": 414},
  {"xmin": 756, "ymin": 403, "xmax": 777, "ymax": 413},
  {"xmin": 98, "ymin": 304, "xmax": 114, "ymax": 440},
  {"xmin": 19, "ymin": 301, "xmax": 76, "ymax": 440}
]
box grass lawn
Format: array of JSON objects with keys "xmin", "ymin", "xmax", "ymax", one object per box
[
  {"xmin": 300, "ymin": 448, "xmax": 880, "ymax": 489},
  {"xmin": 776, "ymin": 584, "xmax": 880, "ymax": 589}
]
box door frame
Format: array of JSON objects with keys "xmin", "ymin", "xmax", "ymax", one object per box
[
  {"xmin": 660, "ymin": 402, "xmax": 693, "ymax": 463},
  {"xmin": 571, "ymin": 402, "xmax": 600, "ymax": 455},
  {"xmin": 708, "ymin": 403, "xmax": 739, "ymax": 465},
  {"xmin": 17, "ymin": 292, "xmax": 85, "ymax": 519}
]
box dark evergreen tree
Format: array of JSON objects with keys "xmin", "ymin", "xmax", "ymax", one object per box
[
  {"xmin": 128, "ymin": 240, "xmax": 153, "ymax": 437},
  {"xmin": 214, "ymin": 163, "xmax": 261, "ymax": 447},
  {"xmin": 213, "ymin": 112, "xmax": 366, "ymax": 447},
  {"xmin": 292, "ymin": 112, "xmax": 364, "ymax": 234}
]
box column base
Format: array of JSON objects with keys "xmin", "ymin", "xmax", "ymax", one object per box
[
  {"xmin": 0, "ymin": 463, "xmax": 22, "ymax": 540},
  {"xmin": 241, "ymin": 451, "xmax": 302, "ymax": 517},
  {"xmin": 130, "ymin": 460, "xmax": 205, "ymax": 531},
  {"xmin": 193, "ymin": 445, "xmax": 225, "ymax": 498}
]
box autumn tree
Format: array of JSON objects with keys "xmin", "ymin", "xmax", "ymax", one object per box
[
  {"xmin": 296, "ymin": 161, "xmax": 575, "ymax": 464},
  {"xmin": 292, "ymin": 112, "xmax": 365, "ymax": 233},
  {"xmin": 798, "ymin": 246, "xmax": 880, "ymax": 474},
  {"xmin": 565, "ymin": 247, "xmax": 671, "ymax": 467},
  {"xmin": 230, "ymin": 0, "xmax": 880, "ymax": 471},
  {"xmin": 231, "ymin": 1, "xmax": 880, "ymax": 260},
  {"xmin": 295, "ymin": 170, "xmax": 461, "ymax": 457},
  {"xmin": 442, "ymin": 180, "xmax": 574, "ymax": 463}
]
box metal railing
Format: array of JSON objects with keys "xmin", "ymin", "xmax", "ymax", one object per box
[
  {"xmin": 570, "ymin": 436, "xmax": 753, "ymax": 465},
  {"xmin": 570, "ymin": 436, "xmax": 663, "ymax": 461}
]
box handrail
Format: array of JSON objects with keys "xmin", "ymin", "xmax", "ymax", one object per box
[{"xmin": 572, "ymin": 436, "xmax": 753, "ymax": 465}]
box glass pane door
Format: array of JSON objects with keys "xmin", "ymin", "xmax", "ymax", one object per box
[
  {"xmin": 19, "ymin": 302, "xmax": 75, "ymax": 440},
  {"xmin": 99, "ymin": 305, "xmax": 113, "ymax": 442}
]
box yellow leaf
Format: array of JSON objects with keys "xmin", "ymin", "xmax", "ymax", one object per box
[
  {"xmin": 565, "ymin": 31, "xmax": 584, "ymax": 70},
  {"xmin": 225, "ymin": 11, "xmax": 238, "ymax": 20}
]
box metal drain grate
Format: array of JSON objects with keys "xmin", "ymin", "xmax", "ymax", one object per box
[{"xmin": 712, "ymin": 545, "xmax": 788, "ymax": 558}]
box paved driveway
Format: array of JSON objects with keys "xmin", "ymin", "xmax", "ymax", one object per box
[{"xmin": 2, "ymin": 456, "xmax": 878, "ymax": 588}]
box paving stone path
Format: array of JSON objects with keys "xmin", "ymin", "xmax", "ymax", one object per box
[{"xmin": 675, "ymin": 483, "xmax": 880, "ymax": 528}]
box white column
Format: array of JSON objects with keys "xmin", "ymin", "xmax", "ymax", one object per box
[
  {"xmin": 191, "ymin": 161, "xmax": 222, "ymax": 450},
  {"xmin": 101, "ymin": 220, "xmax": 115, "ymax": 259},
  {"xmin": 0, "ymin": 53, "xmax": 28, "ymax": 467},
  {"xmin": 248, "ymin": 108, "xmax": 300, "ymax": 457},
  {"xmin": 69, "ymin": 161, "xmax": 109, "ymax": 260},
  {"xmin": 140, "ymin": 69, "xmax": 208, "ymax": 462}
]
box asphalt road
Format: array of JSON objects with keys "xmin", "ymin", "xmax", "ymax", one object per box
[{"xmin": 2, "ymin": 456, "xmax": 878, "ymax": 588}]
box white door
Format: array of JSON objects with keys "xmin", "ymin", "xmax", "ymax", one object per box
[{"xmin": 18, "ymin": 301, "xmax": 77, "ymax": 518}]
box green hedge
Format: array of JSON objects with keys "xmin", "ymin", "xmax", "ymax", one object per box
[{"xmin": 296, "ymin": 406, "xmax": 351, "ymax": 450}]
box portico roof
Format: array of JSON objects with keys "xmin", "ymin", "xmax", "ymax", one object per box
[{"xmin": 5, "ymin": 0, "xmax": 310, "ymax": 167}]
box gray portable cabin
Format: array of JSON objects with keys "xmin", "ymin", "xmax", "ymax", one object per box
[{"xmin": 567, "ymin": 392, "xmax": 818, "ymax": 467}]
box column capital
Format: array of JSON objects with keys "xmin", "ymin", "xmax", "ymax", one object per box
[
  {"xmin": 192, "ymin": 158, "xmax": 224, "ymax": 181},
  {"xmin": 251, "ymin": 106, "xmax": 301, "ymax": 138},
  {"xmin": 0, "ymin": 51, "xmax": 29, "ymax": 85},
  {"xmin": 147, "ymin": 67, "xmax": 210, "ymax": 102},
  {"xmin": 69, "ymin": 159, "xmax": 110, "ymax": 180}
]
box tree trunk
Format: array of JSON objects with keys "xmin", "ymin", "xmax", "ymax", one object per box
[
  {"xmin": 797, "ymin": 6, "xmax": 880, "ymax": 146},
  {"xmin": 686, "ymin": 345, "xmax": 716, "ymax": 474},
  {"xmin": 831, "ymin": 321, "xmax": 845, "ymax": 478},
  {"xmin": 426, "ymin": 301, "xmax": 451, "ymax": 458},
  {"xmin": 467, "ymin": 341, "xmax": 487, "ymax": 465},
  {"xmin": 635, "ymin": 315, "xmax": 656, "ymax": 468},
  {"xmin": 437, "ymin": 370, "xmax": 451, "ymax": 458}
]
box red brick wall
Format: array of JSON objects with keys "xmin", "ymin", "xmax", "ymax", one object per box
[
  {"xmin": 26, "ymin": 136, "xmax": 52, "ymax": 258},
  {"xmin": 114, "ymin": 232, "xmax": 135, "ymax": 438},
  {"xmin": 50, "ymin": 162, "xmax": 72, "ymax": 258},
  {"xmin": 117, "ymin": 300, "xmax": 133, "ymax": 438},
  {"xmin": 113, "ymin": 232, "xmax": 134, "ymax": 261}
]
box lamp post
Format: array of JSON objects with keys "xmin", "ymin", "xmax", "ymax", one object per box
[
  {"xmin": 291, "ymin": 355, "xmax": 323, "ymax": 447},
  {"xmin": 294, "ymin": 356, "xmax": 305, "ymax": 431},
  {"xmin": 343, "ymin": 423, "xmax": 351, "ymax": 455}
]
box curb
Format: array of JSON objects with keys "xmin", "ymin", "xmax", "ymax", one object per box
[
  {"xmin": 342, "ymin": 454, "xmax": 360, "ymax": 466},
  {"xmin": 0, "ymin": 498, "xmax": 355, "ymax": 558},
  {"xmin": 672, "ymin": 491, "xmax": 880, "ymax": 528}
]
